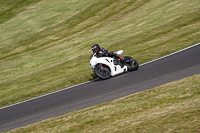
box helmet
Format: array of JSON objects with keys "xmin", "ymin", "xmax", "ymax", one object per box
[{"xmin": 91, "ymin": 44, "xmax": 100, "ymax": 54}]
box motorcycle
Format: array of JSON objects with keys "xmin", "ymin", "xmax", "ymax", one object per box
[{"xmin": 90, "ymin": 50, "xmax": 139, "ymax": 79}]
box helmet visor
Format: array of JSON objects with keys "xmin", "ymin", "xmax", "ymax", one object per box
[{"xmin": 92, "ymin": 46, "xmax": 98, "ymax": 53}]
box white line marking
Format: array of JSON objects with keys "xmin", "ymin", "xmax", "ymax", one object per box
[
  {"xmin": 140, "ymin": 43, "xmax": 200, "ymax": 66},
  {"xmin": 0, "ymin": 43, "xmax": 199, "ymax": 110},
  {"xmin": 0, "ymin": 81, "xmax": 92, "ymax": 110}
]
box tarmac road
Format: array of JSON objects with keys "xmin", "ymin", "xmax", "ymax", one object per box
[{"xmin": 0, "ymin": 43, "xmax": 200, "ymax": 132}]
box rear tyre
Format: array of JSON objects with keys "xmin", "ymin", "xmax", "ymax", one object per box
[
  {"xmin": 124, "ymin": 56, "xmax": 139, "ymax": 71},
  {"xmin": 94, "ymin": 65, "xmax": 111, "ymax": 80}
]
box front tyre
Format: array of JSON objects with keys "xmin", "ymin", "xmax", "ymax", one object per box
[
  {"xmin": 124, "ymin": 56, "xmax": 139, "ymax": 71},
  {"xmin": 94, "ymin": 65, "xmax": 111, "ymax": 80}
]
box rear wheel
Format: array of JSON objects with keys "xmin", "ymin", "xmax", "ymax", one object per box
[
  {"xmin": 124, "ymin": 56, "xmax": 139, "ymax": 71},
  {"xmin": 94, "ymin": 65, "xmax": 111, "ymax": 79}
]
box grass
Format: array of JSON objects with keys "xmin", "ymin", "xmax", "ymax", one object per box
[
  {"xmin": 6, "ymin": 74, "xmax": 200, "ymax": 133},
  {"xmin": 0, "ymin": 0, "xmax": 200, "ymax": 107}
]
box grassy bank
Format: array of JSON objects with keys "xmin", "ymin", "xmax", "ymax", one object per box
[
  {"xmin": 7, "ymin": 74, "xmax": 200, "ymax": 133},
  {"xmin": 0, "ymin": 0, "xmax": 200, "ymax": 107}
]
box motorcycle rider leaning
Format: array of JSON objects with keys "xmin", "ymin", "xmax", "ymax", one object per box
[{"xmin": 91, "ymin": 44, "xmax": 124, "ymax": 66}]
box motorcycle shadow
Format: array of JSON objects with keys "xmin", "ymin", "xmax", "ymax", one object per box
[
  {"xmin": 89, "ymin": 73, "xmax": 98, "ymax": 81},
  {"xmin": 89, "ymin": 71, "xmax": 132, "ymax": 82},
  {"xmin": 88, "ymin": 73, "xmax": 106, "ymax": 82}
]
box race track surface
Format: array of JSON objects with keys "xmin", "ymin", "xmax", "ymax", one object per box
[{"xmin": 0, "ymin": 44, "xmax": 200, "ymax": 132}]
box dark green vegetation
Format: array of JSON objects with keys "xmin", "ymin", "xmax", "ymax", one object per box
[
  {"xmin": 0, "ymin": 0, "xmax": 200, "ymax": 107},
  {"xmin": 0, "ymin": 0, "xmax": 41, "ymax": 24},
  {"xmin": 7, "ymin": 74, "xmax": 200, "ymax": 133}
]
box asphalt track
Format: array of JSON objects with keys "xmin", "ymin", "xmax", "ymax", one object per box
[{"xmin": 0, "ymin": 44, "xmax": 200, "ymax": 132}]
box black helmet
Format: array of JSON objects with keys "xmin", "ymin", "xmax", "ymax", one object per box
[{"xmin": 91, "ymin": 44, "xmax": 100, "ymax": 54}]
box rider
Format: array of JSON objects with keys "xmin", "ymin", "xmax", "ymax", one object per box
[{"xmin": 91, "ymin": 44, "xmax": 124, "ymax": 66}]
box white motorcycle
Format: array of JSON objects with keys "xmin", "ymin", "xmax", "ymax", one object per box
[{"xmin": 90, "ymin": 50, "xmax": 139, "ymax": 79}]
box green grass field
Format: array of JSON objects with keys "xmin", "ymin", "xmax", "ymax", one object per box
[
  {"xmin": 6, "ymin": 74, "xmax": 200, "ymax": 133},
  {"xmin": 0, "ymin": 0, "xmax": 200, "ymax": 108}
]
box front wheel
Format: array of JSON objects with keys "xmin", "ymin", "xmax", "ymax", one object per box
[
  {"xmin": 124, "ymin": 56, "xmax": 139, "ymax": 71},
  {"xmin": 94, "ymin": 65, "xmax": 111, "ymax": 80}
]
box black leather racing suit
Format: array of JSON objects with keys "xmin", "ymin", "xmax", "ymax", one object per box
[
  {"xmin": 97, "ymin": 48, "xmax": 124, "ymax": 67},
  {"xmin": 97, "ymin": 48, "xmax": 117, "ymax": 58}
]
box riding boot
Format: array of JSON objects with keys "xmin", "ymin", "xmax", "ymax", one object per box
[
  {"xmin": 118, "ymin": 56, "xmax": 125, "ymax": 68},
  {"xmin": 120, "ymin": 59, "xmax": 125, "ymax": 68},
  {"xmin": 114, "ymin": 53, "xmax": 125, "ymax": 68}
]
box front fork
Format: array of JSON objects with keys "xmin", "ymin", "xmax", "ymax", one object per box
[{"xmin": 99, "ymin": 64, "xmax": 104, "ymax": 70}]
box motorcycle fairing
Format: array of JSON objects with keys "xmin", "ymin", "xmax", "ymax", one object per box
[{"xmin": 90, "ymin": 56, "xmax": 128, "ymax": 76}]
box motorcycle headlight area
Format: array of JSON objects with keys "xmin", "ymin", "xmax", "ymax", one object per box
[{"xmin": 90, "ymin": 63, "xmax": 95, "ymax": 69}]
